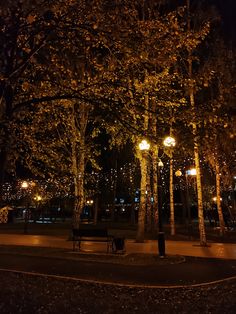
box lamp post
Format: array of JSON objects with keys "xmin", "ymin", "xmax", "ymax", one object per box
[
  {"xmin": 163, "ymin": 136, "xmax": 176, "ymax": 236},
  {"xmin": 33, "ymin": 194, "xmax": 42, "ymax": 223},
  {"xmin": 157, "ymin": 159, "xmax": 165, "ymax": 257},
  {"xmin": 21, "ymin": 181, "xmax": 30, "ymax": 234},
  {"xmin": 185, "ymin": 168, "xmax": 196, "ymax": 237}
]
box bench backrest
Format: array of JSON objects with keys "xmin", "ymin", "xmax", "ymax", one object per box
[{"xmin": 73, "ymin": 228, "xmax": 109, "ymax": 238}]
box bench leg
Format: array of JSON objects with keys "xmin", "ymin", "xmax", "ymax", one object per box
[
  {"xmin": 73, "ymin": 239, "xmax": 81, "ymax": 251},
  {"xmin": 73, "ymin": 239, "xmax": 75, "ymax": 251},
  {"xmin": 108, "ymin": 241, "xmax": 114, "ymax": 253}
]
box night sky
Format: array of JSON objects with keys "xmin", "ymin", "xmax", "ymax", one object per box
[
  {"xmin": 172, "ymin": 0, "xmax": 235, "ymax": 44},
  {"xmin": 216, "ymin": 0, "xmax": 236, "ymax": 44}
]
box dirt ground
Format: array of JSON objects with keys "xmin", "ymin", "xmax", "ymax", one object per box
[{"xmin": 0, "ymin": 270, "xmax": 235, "ymax": 314}]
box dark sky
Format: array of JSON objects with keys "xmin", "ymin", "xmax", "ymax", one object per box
[
  {"xmin": 216, "ymin": 0, "xmax": 236, "ymax": 43},
  {"xmin": 206, "ymin": 0, "xmax": 235, "ymax": 44},
  {"xmin": 167, "ymin": 0, "xmax": 235, "ymax": 44}
]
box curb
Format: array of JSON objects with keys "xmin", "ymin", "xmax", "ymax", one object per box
[{"xmin": 0, "ymin": 267, "xmax": 236, "ymax": 289}]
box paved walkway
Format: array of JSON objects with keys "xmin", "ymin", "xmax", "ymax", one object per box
[{"xmin": 0, "ymin": 234, "xmax": 236, "ymax": 259}]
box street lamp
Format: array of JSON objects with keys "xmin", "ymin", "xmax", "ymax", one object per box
[
  {"xmin": 163, "ymin": 136, "xmax": 176, "ymax": 148},
  {"xmin": 157, "ymin": 158, "xmax": 165, "ymax": 257},
  {"xmin": 175, "ymin": 170, "xmax": 182, "ymax": 177},
  {"xmin": 21, "ymin": 181, "xmax": 29, "ymax": 189},
  {"xmin": 139, "ymin": 139, "xmax": 150, "ymax": 151},
  {"xmin": 212, "ymin": 196, "xmax": 222, "ymax": 202},
  {"xmin": 163, "ymin": 135, "xmax": 176, "ymax": 236},
  {"xmin": 86, "ymin": 199, "xmax": 94, "ymax": 205},
  {"xmin": 21, "ymin": 181, "xmax": 30, "ymax": 234},
  {"xmin": 185, "ymin": 168, "xmax": 196, "ymax": 237},
  {"xmin": 33, "ymin": 194, "xmax": 42, "ymax": 223},
  {"xmin": 34, "ymin": 195, "xmax": 42, "ymax": 202},
  {"xmin": 186, "ymin": 168, "xmax": 197, "ymax": 176}
]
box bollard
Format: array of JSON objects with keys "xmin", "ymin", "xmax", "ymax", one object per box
[{"xmin": 158, "ymin": 232, "xmax": 165, "ymax": 258}]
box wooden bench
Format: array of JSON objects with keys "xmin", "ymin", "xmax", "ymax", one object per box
[{"xmin": 72, "ymin": 228, "xmax": 114, "ymax": 253}]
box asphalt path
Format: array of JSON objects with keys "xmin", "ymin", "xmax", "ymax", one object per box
[{"xmin": 0, "ymin": 250, "xmax": 236, "ymax": 287}]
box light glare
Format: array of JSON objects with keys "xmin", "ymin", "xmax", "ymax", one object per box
[
  {"xmin": 186, "ymin": 168, "xmax": 196, "ymax": 176},
  {"xmin": 163, "ymin": 136, "xmax": 176, "ymax": 147},
  {"xmin": 21, "ymin": 181, "xmax": 29, "ymax": 189},
  {"xmin": 139, "ymin": 139, "xmax": 150, "ymax": 151}
]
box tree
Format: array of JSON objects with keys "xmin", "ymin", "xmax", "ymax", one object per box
[
  {"xmin": 0, "ymin": 0, "xmax": 79, "ymax": 200},
  {"xmin": 0, "ymin": 0, "xmax": 118, "ymax": 203},
  {"xmin": 201, "ymin": 39, "xmax": 236, "ymax": 235},
  {"xmin": 93, "ymin": 1, "xmax": 209, "ymax": 241}
]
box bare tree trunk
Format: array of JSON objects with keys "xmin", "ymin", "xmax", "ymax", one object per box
[
  {"xmin": 0, "ymin": 84, "xmax": 13, "ymax": 205},
  {"xmin": 215, "ymin": 159, "xmax": 225, "ymax": 235},
  {"xmin": 190, "ymin": 84, "xmax": 207, "ymax": 245},
  {"xmin": 71, "ymin": 102, "xmax": 88, "ymax": 229},
  {"xmin": 150, "ymin": 97, "xmax": 158, "ymax": 233},
  {"xmin": 0, "ymin": 149, "xmax": 7, "ymax": 205},
  {"xmin": 169, "ymin": 154, "xmax": 175, "ymax": 235},
  {"xmin": 111, "ymin": 155, "xmax": 117, "ymax": 222},
  {"xmin": 76, "ymin": 146, "xmax": 85, "ymax": 225},
  {"xmin": 93, "ymin": 194, "xmax": 99, "ymax": 225},
  {"xmin": 71, "ymin": 104, "xmax": 80, "ymax": 228},
  {"xmin": 187, "ymin": 0, "xmax": 207, "ymax": 246},
  {"xmin": 188, "ymin": 82, "xmax": 207, "ymax": 245},
  {"xmin": 136, "ymin": 89, "xmax": 150, "ymax": 241},
  {"xmin": 136, "ymin": 151, "xmax": 148, "ymax": 242},
  {"xmin": 193, "ymin": 128, "xmax": 207, "ymax": 245}
]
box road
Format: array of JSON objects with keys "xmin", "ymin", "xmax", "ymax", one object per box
[{"xmin": 0, "ymin": 248, "xmax": 236, "ymax": 286}]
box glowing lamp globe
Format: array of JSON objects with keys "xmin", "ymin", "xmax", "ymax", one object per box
[
  {"xmin": 187, "ymin": 168, "xmax": 197, "ymax": 176},
  {"xmin": 21, "ymin": 181, "xmax": 29, "ymax": 189},
  {"xmin": 175, "ymin": 170, "xmax": 182, "ymax": 177},
  {"xmin": 163, "ymin": 136, "xmax": 176, "ymax": 147},
  {"xmin": 139, "ymin": 139, "xmax": 150, "ymax": 151},
  {"xmin": 34, "ymin": 195, "xmax": 42, "ymax": 201}
]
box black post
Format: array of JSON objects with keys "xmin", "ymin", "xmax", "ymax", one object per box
[
  {"xmin": 158, "ymin": 167, "xmax": 165, "ymax": 257},
  {"xmin": 24, "ymin": 201, "xmax": 29, "ymax": 234},
  {"xmin": 186, "ymin": 174, "xmax": 193, "ymax": 238},
  {"xmin": 158, "ymin": 214, "xmax": 165, "ymax": 257}
]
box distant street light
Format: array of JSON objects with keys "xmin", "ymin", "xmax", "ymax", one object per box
[
  {"xmin": 34, "ymin": 195, "xmax": 42, "ymax": 202},
  {"xmin": 175, "ymin": 170, "xmax": 182, "ymax": 177},
  {"xmin": 21, "ymin": 181, "xmax": 29, "ymax": 189},
  {"xmin": 186, "ymin": 168, "xmax": 197, "ymax": 176},
  {"xmin": 86, "ymin": 199, "xmax": 94, "ymax": 205},
  {"xmin": 212, "ymin": 196, "xmax": 222, "ymax": 202}
]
